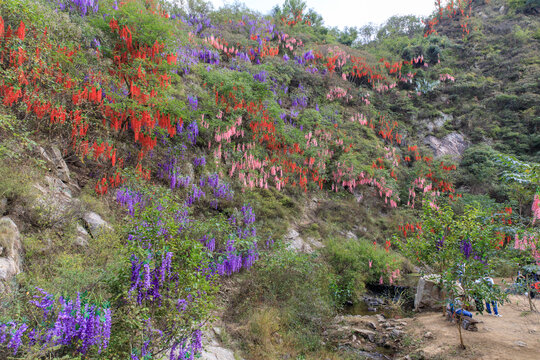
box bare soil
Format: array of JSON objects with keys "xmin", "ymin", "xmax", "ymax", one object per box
[{"xmin": 406, "ymin": 295, "xmax": 540, "ymax": 359}]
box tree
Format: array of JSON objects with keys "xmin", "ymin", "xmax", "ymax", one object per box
[
  {"xmin": 376, "ymin": 15, "xmax": 423, "ymax": 41},
  {"xmin": 337, "ymin": 26, "xmax": 359, "ymax": 47},
  {"xmin": 357, "ymin": 23, "xmax": 378, "ymax": 45},
  {"xmin": 402, "ymin": 204, "xmax": 507, "ymax": 349}
]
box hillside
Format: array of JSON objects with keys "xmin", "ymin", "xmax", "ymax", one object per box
[{"xmin": 0, "ymin": 0, "xmax": 539, "ymax": 359}]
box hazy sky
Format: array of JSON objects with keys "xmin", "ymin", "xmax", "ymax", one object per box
[{"xmin": 207, "ymin": 0, "xmax": 436, "ymax": 29}]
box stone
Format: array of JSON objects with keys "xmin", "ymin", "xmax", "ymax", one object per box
[
  {"xmin": 515, "ymin": 341, "xmax": 527, "ymax": 347},
  {"xmin": 38, "ymin": 146, "xmax": 71, "ymax": 183},
  {"xmin": 83, "ymin": 212, "xmax": 112, "ymax": 237},
  {"xmin": 0, "ymin": 197, "xmax": 7, "ymax": 215},
  {"xmin": 423, "ymin": 331, "xmax": 434, "ymax": 339},
  {"xmin": 285, "ymin": 229, "xmax": 313, "ymax": 253},
  {"xmin": 426, "ymin": 113, "xmax": 453, "ymax": 132},
  {"xmin": 0, "ymin": 217, "xmax": 22, "ymax": 290},
  {"xmin": 391, "ymin": 329, "xmax": 404, "ymax": 337},
  {"xmin": 352, "ymin": 328, "xmax": 376, "ymax": 343},
  {"xmin": 376, "ymin": 314, "xmax": 386, "ymax": 322},
  {"xmin": 74, "ymin": 224, "xmax": 90, "ymax": 247},
  {"xmin": 50, "ymin": 146, "xmax": 71, "ymax": 183},
  {"xmin": 200, "ymin": 346, "xmax": 237, "ymax": 360},
  {"xmin": 366, "ymin": 321, "xmax": 377, "ymax": 330},
  {"xmin": 307, "ymin": 237, "xmax": 324, "ymax": 249},
  {"xmin": 424, "ymin": 132, "xmax": 469, "ymax": 158},
  {"xmin": 414, "ymin": 274, "xmax": 447, "ymax": 312},
  {"xmin": 31, "ymin": 176, "xmax": 83, "ymax": 228}
]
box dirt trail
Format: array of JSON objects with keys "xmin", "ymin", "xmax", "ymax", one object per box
[{"xmin": 407, "ymin": 295, "xmax": 540, "ymax": 359}]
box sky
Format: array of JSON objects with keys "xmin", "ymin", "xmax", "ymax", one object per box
[{"xmin": 207, "ymin": 0, "xmax": 436, "ymax": 29}]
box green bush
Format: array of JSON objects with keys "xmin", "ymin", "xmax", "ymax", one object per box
[{"xmin": 324, "ymin": 237, "xmax": 402, "ymax": 305}]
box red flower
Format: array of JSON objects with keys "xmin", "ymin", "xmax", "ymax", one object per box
[{"xmin": 16, "ymin": 21, "xmax": 25, "ymax": 41}]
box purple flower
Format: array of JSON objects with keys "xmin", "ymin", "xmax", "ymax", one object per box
[{"xmin": 460, "ymin": 238, "xmax": 472, "ymax": 259}]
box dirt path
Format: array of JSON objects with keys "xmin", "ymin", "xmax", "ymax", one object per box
[{"xmin": 406, "ymin": 295, "xmax": 540, "ymax": 359}]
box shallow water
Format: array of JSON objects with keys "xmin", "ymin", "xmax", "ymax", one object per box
[{"xmin": 342, "ymin": 299, "xmax": 395, "ymax": 317}]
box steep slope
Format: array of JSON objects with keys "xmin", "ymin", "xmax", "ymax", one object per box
[{"xmin": 0, "ymin": 0, "xmax": 538, "ymax": 359}]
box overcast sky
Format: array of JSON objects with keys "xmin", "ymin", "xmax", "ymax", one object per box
[{"xmin": 207, "ymin": 0, "xmax": 436, "ymax": 29}]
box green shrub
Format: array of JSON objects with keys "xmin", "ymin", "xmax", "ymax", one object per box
[{"xmin": 324, "ymin": 237, "xmax": 402, "ymax": 305}]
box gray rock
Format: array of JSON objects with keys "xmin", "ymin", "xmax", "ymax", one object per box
[
  {"xmin": 32, "ymin": 176, "xmax": 82, "ymax": 227},
  {"xmin": 83, "ymin": 212, "xmax": 112, "ymax": 237},
  {"xmin": 38, "ymin": 146, "xmax": 71, "ymax": 183},
  {"xmin": 424, "ymin": 132, "xmax": 469, "ymax": 158},
  {"xmin": 424, "ymin": 331, "xmax": 434, "ymax": 339},
  {"xmin": 515, "ymin": 341, "xmax": 527, "ymax": 347},
  {"xmin": 353, "ymin": 328, "xmax": 376, "ymax": 343},
  {"xmin": 0, "ymin": 217, "xmax": 22, "ymax": 290},
  {"xmin": 74, "ymin": 224, "xmax": 90, "ymax": 246},
  {"xmin": 414, "ymin": 275, "xmax": 446, "ymax": 312},
  {"xmin": 285, "ymin": 229, "xmax": 313, "ymax": 253},
  {"xmin": 391, "ymin": 329, "xmax": 404, "ymax": 337},
  {"xmin": 200, "ymin": 345, "xmax": 237, "ymax": 360},
  {"xmin": 366, "ymin": 321, "xmax": 377, "ymax": 330},
  {"xmin": 50, "ymin": 146, "xmax": 71, "ymax": 183},
  {"xmin": 426, "ymin": 113, "xmax": 453, "ymax": 133},
  {"xmin": 0, "ymin": 197, "xmax": 7, "ymax": 215}
]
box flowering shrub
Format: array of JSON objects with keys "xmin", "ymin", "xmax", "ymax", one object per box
[{"xmin": 0, "ymin": 289, "xmax": 111, "ymax": 357}]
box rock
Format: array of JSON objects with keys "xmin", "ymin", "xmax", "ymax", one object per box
[
  {"xmin": 83, "ymin": 212, "xmax": 112, "ymax": 237},
  {"xmin": 285, "ymin": 229, "xmax": 313, "ymax": 253},
  {"xmin": 424, "ymin": 132, "xmax": 469, "ymax": 158},
  {"xmin": 200, "ymin": 346, "xmax": 237, "ymax": 360},
  {"xmin": 0, "ymin": 197, "xmax": 7, "ymax": 215},
  {"xmin": 307, "ymin": 237, "xmax": 324, "ymax": 249},
  {"xmin": 345, "ymin": 231, "xmax": 357, "ymax": 240},
  {"xmin": 368, "ymin": 307, "xmax": 377, "ymax": 312},
  {"xmin": 50, "ymin": 146, "xmax": 71, "ymax": 183},
  {"xmin": 423, "ymin": 331, "xmax": 434, "ymax": 339},
  {"xmin": 376, "ymin": 314, "xmax": 386, "ymax": 322},
  {"xmin": 515, "ymin": 341, "xmax": 527, "ymax": 347},
  {"xmin": 426, "ymin": 113, "xmax": 453, "ymax": 132},
  {"xmin": 352, "ymin": 328, "xmax": 376, "ymax": 343},
  {"xmin": 31, "ymin": 176, "xmax": 83, "ymax": 228},
  {"xmin": 74, "ymin": 224, "xmax": 90, "ymax": 246},
  {"xmin": 499, "ymin": 6, "xmax": 506, "ymax": 14},
  {"xmin": 0, "ymin": 217, "xmax": 22, "ymax": 291},
  {"xmin": 391, "ymin": 329, "xmax": 404, "ymax": 337},
  {"xmin": 38, "ymin": 146, "xmax": 71, "ymax": 183},
  {"xmin": 366, "ymin": 321, "xmax": 377, "ymax": 330},
  {"xmin": 414, "ymin": 274, "xmax": 446, "ymax": 312}
]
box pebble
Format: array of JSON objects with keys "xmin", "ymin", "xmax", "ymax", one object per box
[
  {"xmin": 515, "ymin": 341, "xmax": 527, "ymax": 347},
  {"xmin": 424, "ymin": 331, "xmax": 434, "ymax": 339}
]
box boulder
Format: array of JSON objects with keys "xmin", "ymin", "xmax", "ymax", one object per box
[
  {"xmin": 37, "ymin": 146, "xmax": 71, "ymax": 183},
  {"xmin": 31, "ymin": 176, "xmax": 82, "ymax": 227},
  {"xmin": 200, "ymin": 346, "xmax": 237, "ymax": 360},
  {"xmin": 424, "ymin": 132, "xmax": 469, "ymax": 158},
  {"xmin": 83, "ymin": 212, "xmax": 112, "ymax": 237},
  {"xmin": 0, "ymin": 217, "xmax": 22, "ymax": 292},
  {"xmin": 0, "ymin": 197, "xmax": 7, "ymax": 215},
  {"xmin": 74, "ymin": 224, "xmax": 90, "ymax": 246},
  {"xmin": 285, "ymin": 229, "xmax": 313, "ymax": 253},
  {"xmin": 414, "ymin": 275, "xmax": 446, "ymax": 312}
]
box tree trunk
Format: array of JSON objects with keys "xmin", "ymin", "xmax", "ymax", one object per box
[{"xmin": 457, "ymin": 314, "xmax": 466, "ymax": 349}]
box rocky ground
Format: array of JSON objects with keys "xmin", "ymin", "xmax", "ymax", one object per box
[{"xmin": 406, "ymin": 295, "xmax": 540, "ymax": 360}]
